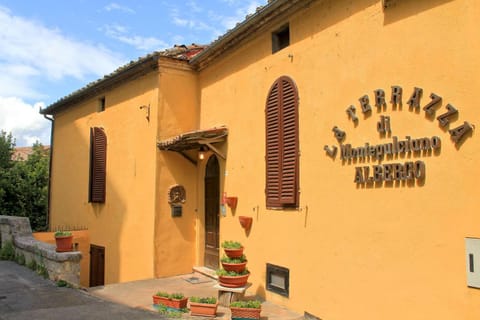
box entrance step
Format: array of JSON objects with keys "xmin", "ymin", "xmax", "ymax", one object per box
[{"xmin": 193, "ymin": 266, "xmax": 218, "ymax": 280}]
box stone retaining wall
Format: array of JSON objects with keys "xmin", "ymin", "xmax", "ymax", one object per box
[{"xmin": 0, "ymin": 215, "xmax": 82, "ymax": 286}]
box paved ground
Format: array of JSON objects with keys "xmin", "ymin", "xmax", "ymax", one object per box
[
  {"xmin": 0, "ymin": 261, "xmax": 165, "ymax": 320},
  {"xmin": 0, "ymin": 260, "xmax": 303, "ymax": 320},
  {"xmin": 89, "ymin": 271, "xmax": 303, "ymax": 319}
]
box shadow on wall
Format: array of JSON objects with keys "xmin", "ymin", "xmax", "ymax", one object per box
[
  {"xmin": 383, "ymin": 0, "xmax": 455, "ymax": 25},
  {"xmin": 154, "ymin": 150, "xmax": 197, "ymax": 277}
]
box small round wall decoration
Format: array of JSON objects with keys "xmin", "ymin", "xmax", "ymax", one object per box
[{"xmin": 168, "ymin": 185, "xmax": 186, "ymax": 204}]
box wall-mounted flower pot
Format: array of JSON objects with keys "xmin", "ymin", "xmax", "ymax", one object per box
[
  {"xmin": 226, "ymin": 197, "xmax": 238, "ymax": 209},
  {"xmin": 238, "ymin": 216, "xmax": 252, "ymax": 231}
]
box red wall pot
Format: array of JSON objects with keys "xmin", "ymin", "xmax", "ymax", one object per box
[{"xmin": 238, "ymin": 216, "xmax": 252, "ymax": 231}]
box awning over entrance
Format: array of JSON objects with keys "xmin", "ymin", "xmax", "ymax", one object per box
[{"xmin": 157, "ymin": 126, "xmax": 228, "ymax": 163}]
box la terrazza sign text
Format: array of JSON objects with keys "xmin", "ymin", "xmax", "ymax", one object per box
[{"xmin": 324, "ymin": 86, "xmax": 474, "ymax": 185}]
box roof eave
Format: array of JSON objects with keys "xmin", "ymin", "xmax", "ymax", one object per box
[
  {"xmin": 189, "ymin": 0, "xmax": 313, "ymax": 71},
  {"xmin": 40, "ymin": 53, "xmax": 162, "ymax": 115}
]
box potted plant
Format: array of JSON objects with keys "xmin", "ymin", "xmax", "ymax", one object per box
[
  {"xmin": 189, "ymin": 296, "xmax": 218, "ymax": 317},
  {"xmin": 221, "ymin": 254, "xmax": 247, "ymax": 273},
  {"xmin": 54, "ymin": 231, "xmax": 73, "ymax": 252},
  {"xmin": 222, "ymin": 240, "xmax": 244, "ymax": 258},
  {"xmin": 230, "ymin": 300, "xmax": 262, "ymax": 320},
  {"xmin": 216, "ymin": 268, "xmax": 250, "ymax": 288},
  {"xmin": 152, "ymin": 291, "xmax": 188, "ymax": 309}
]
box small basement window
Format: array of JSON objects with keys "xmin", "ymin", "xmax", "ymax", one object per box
[
  {"xmin": 266, "ymin": 263, "xmax": 289, "ymax": 297},
  {"xmin": 272, "ymin": 24, "xmax": 290, "ymax": 53},
  {"xmin": 97, "ymin": 97, "xmax": 106, "ymax": 112}
]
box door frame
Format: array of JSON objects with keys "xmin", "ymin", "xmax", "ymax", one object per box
[{"xmin": 203, "ymin": 154, "xmax": 220, "ymax": 269}]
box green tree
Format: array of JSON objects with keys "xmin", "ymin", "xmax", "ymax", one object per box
[
  {"xmin": 0, "ymin": 131, "xmax": 15, "ymax": 213},
  {"xmin": 0, "ymin": 132, "xmax": 49, "ymax": 231},
  {"xmin": 0, "ymin": 131, "xmax": 14, "ymax": 169}
]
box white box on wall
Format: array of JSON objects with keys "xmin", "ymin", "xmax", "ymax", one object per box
[{"xmin": 465, "ymin": 237, "xmax": 480, "ymax": 288}]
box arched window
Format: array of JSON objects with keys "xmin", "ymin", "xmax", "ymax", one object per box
[{"xmin": 265, "ymin": 76, "xmax": 299, "ymax": 209}]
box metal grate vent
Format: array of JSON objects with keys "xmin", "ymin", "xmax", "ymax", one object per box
[{"xmin": 266, "ymin": 263, "xmax": 289, "ymax": 297}]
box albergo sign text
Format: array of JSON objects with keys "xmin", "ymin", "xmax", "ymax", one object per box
[{"xmin": 324, "ymin": 85, "xmax": 474, "ymax": 185}]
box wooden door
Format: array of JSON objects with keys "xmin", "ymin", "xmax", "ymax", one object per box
[
  {"xmin": 204, "ymin": 155, "xmax": 220, "ymax": 269},
  {"xmin": 89, "ymin": 244, "xmax": 105, "ymax": 287}
]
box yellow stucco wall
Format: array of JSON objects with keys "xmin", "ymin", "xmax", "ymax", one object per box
[
  {"xmin": 49, "ymin": 71, "xmax": 159, "ymax": 285},
  {"xmin": 154, "ymin": 60, "xmax": 199, "ymax": 277},
  {"xmin": 198, "ymin": 0, "xmax": 480, "ymax": 318}
]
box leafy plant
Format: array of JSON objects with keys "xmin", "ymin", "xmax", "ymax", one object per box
[
  {"xmin": 56, "ymin": 279, "xmax": 68, "ymax": 287},
  {"xmin": 221, "ymin": 240, "xmax": 242, "ymax": 249},
  {"xmin": 170, "ymin": 293, "xmax": 185, "ymax": 300},
  {"xmin": 221, "ymin": 254, "xmax": 246, "ymax": 263},
  {"xmin": 155, "ymin": 291, "xmax": 170, "ymax": 298},
  {"xmin": 156, "ymin": 305, "xmax": 188, "ymax": 318},
  {"xmin": 0, "ymin": 241, "xmax": 15, "ymax": 260},
  {"xmin": 27, "ymin": 259, "xmax": 37, "ymax": 271},
  {"xmin": 15, "ymin": 252, "xmax": 26, "ymax": 265},
  {"xmin": 230, "ymin": 300, "xmax": 262, "ymax": 309},
  {"xmin": 54, "ymin": 231, "xmax": 72, "ymax": 237},
  {"xmin": 154, "ymin": 291, "xmax": 185, "ymax": 299},
  {"xmin": 190, "ymin": 296, "xmax": 217, "ymax": 304},
  {"xmin": 36, "ymin": 264, "xmax": 49, "ymax": 279},
  {"xmin": 216, "ymin": 268, "xmax": 249, "ymax": 276}
]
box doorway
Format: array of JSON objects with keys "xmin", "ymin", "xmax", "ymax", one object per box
[
  {"xmin": 89, "ymin": 244, "xmax": 105, "ymax": 287},
  {"xmin": 204, "ymin": 155, "xmax": 220, "ymax": 269}
]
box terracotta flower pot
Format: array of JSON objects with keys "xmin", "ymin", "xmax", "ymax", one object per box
[
  {"xmin": 239, "ymin": 216, "xmax": 252, "ymax": 231},
  {"xmin": 55, "ymin": 235, "xmax": 73, "ymax": 252},
  {"xmin": 230, "ymin": 306, "xmax": 261, "ymax": 319},
  {"xmin": 221, "ymin": 261, "xmax": 247, "ymax": 273},
  {"xmin": 224, "ymin": 247, "xmax": 244, "ymax": 258},
  {"xmin": 226, "ymin": 197, "xmax": 238, "ymax": 209},
  {"xmin": 152, "ymin": 295, "xmax": 188, "ymax": 309},
  {"xmin": 189, "ymin": 302, "xmax": 218, "ymax": 317},
  {"xmin": 218, "ymin": 273, "xmax": 249, "ymax": 288}
]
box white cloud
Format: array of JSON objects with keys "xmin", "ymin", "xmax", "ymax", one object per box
[
  {"xmin": 0, "ymin": 6, "xmax": 122, "ymax": 90},
  {"xmin": 0, "ymin": 6, "xmax": 125, "ymax": 146},
  {"xmin": 170, "ymin": 7, "xmax": 218, "ymax": 35},
  {"xmin": 104, "ymin": 3, "xmax": 135, "ymax": 14},
  {"xmin": 0, "ymin": 97, "xmax": 50, "ymax": 146},
  {"xmin": 221, "ymin": 1, "xmax": 262, "ymax": 30},
  {"xmin": 104, "ymin": 24, "xmax": 169, "ymax": 51}
]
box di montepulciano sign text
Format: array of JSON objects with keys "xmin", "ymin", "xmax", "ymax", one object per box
[{"xmin": 324, "ymin": 86, "xmax": 473, "ymax": 185}]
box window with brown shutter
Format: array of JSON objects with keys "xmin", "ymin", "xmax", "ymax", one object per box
[
  {"xmin": 89, "ymin": 127, "xmax": 107, "ymax": 203},
  {"xmin": 265, "ymin": 76, "xmax": 299, "ymax": 209}
]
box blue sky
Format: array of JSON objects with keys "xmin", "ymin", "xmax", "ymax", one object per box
[{"xmin": 0, "ymin": 0, "xmax": 266, "ymax": 146}]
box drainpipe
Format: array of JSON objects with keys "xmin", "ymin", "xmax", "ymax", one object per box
[{"xmin": 43, "ymin": 114, "xmax": 54, "ymax": 231}]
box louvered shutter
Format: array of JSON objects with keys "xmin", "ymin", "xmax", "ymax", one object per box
[
  {"xmin": 89, "ymin": 127, "xmax": 107, "ymax": 203},
  {"xmin": 265, "ymin": 76, "xmax": 299, "ymax": 208}
]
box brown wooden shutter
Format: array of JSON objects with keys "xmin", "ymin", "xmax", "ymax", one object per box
[
  {"xmin": 266, "ymin": 81, "xmax": 281, "ymax": 207},
  {"xmin": 265, "ymin": 76, "xmax": 299, "ymax": 208},
  {"xmin": 89, "ymin": 127, "xmax": 107, "ymax": 203}
]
